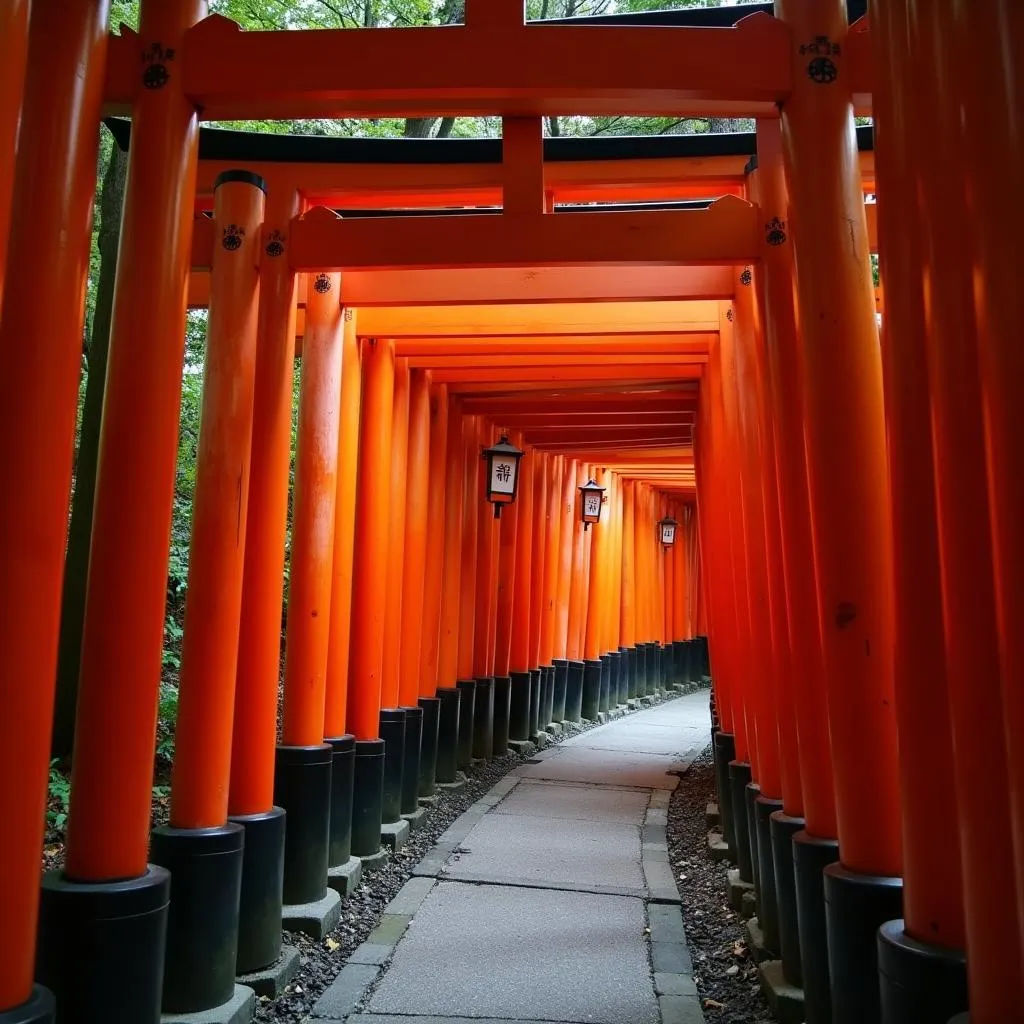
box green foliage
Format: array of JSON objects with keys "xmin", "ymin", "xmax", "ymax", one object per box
[{"xmin": 47, "ymin": 761, "xmax": 72, "ymax": 834}]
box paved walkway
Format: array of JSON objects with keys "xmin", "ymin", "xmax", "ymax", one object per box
[{"xmin": 310, "ymin": 691, "xmax": 711, "ymax": 1024}]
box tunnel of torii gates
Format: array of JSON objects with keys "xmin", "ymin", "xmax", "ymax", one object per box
[{"xmin": 0, "ymin": 1, "xmax": 1022, "ymax": 1023}]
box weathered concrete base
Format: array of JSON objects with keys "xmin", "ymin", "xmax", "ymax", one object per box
[
  {"xmin": 507, "ymin": 739, "xmax": 537, "ymax": 756},
  {"xmin": 707, "ymin": 829, "xmax": 730, "ymax": 862},
  {"xmin": 282, "ymin": 887, "xmax": 342, "ymax": 940},
  {"xmin": 596, "ymin": 712, "xmax": 609, "ymax": 725},
  {"xmin": 401, "ymin": 806, "xmax": 429, "ymax": 833},
  {"xmin": 326, "ymin": 856, "xmax": 363, "ymax": 896},
  {"xmin": 417, "ymin": 793, "xmax": 439, "ymax": 808},
  {"xmin": 758, "ymin": 958, "xmax": 806, "ymax": 1024},
  {"xmin": 727, "ymin": 867, "xmax": 755, "ymax": 912},
  {"xmin": 237, "ymin": 946, "xmax": 300, "ymax": 999},
  {"xmin": 705, "ymin": 802, "xmax": 720, "ymax": 828},
  {"xmin": 544, "ymin": 722, "xmax": 563, "ymax": 738},
  {"xmin": 744, "ymin": 916, "xmax": 770, "ymax": 963},
  {"xmin": 381, "ymin": 818, "xmax": 410, "ymax": 851},
  {"xmin": 358, "ymin": 846, "xmax": 389, "ymax": 873},
  {"xmin": 435, "ymin": 772, "xmax": 467, "ymax": 794},
  {"xmin": 161, "ymin": 985, "xmax": 255, "ymax": 1024},
  {"xmin": 741, "ymin": 890, "xmax": 757, "ymax": 920}
]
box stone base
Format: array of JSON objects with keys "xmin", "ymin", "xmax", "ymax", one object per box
[
  {"xmin": 744, "ymin": 917, "xmax": 770, "ymax": 963},
  {"xmin": 401, "ymin": 806, "xmax": 429, "ymax": 833},
  {"xmin": 282, "ymin": 888, "xmax": 342, "ymax": 941},
  {"xmin": 326, "ymin": 856, "xmax": 363, "ymax": 897},
  {"xmin": 707, "ymin": 830, "xmax": 730, "ymax": 862},
  {"xmin": 705, "ymin": 802, "xmax": 720, "ymax": 828},
  {"xmin": 417, "ymin": 794, "xmax": 439, "ymax": 808},
  {"xmin": 741, "ymin": 890, "xmax": 757, "ymax": 920},
  {"xmin": 435, "ymin": 772, "xmax": 467, "ymax": 793},
  {"xmin": 507, "ymin": 739, "xmax": 537, "ymax": 756},
  {"xmin": 597, "ymin": 712, "xmax": 609, "ymax": 724},
  {"xmin": 357, "ymin": 847, "xmax": 389, "ymax": 873},
  {"xmin": 758, "ymin": 958, "xmax": 805, "ymax": 1024},
  {"xmin": 161, "ymin": 985, "xmax": 255, "ymax": 1024},
  {"xmin": 545, "ymin": 722, "xmax": 563, "ymax": 737},
  {"xmin": 381, "ymin": 819, "xmax": 410, "ymax": 851},
  {"xmin": 237, "ymin": 946, "xmax": 300, "ymax": 999},
  {"xmin": 727, "ymin": 868, "xmax": 754, "ymax": 912}
]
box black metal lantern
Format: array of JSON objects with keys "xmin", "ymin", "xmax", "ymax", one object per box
[
  {"xmin": 578, "ymin": 478, "xmax": 606, "ymax": 531},
  {"xmin": 658, "ymin": 515, "xmax": 678, "ymax": 547},
  {"xmin": 482, "ymin": 434, "xmax": 524, "ymax": 518}
]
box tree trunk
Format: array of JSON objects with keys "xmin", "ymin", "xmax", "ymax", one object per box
[
  {"xmin": 403, "ymin": 117, "xmax": 437, "ymax": 138},
  {"xmin": 51, "ymin": 132, "xmax": 128, "ymax": 758}
]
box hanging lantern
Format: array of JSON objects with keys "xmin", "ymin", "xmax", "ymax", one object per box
[
  {"xmin": 658, "ymin": 515, "xmax": 678, "ymax": 547},
  {"xmin": 482, "ymin": 434, "xmax": 524, "ymax": 518},
  {"xmin": 578, "ymin": 478, "xmax": 606, "ymax": 531}
]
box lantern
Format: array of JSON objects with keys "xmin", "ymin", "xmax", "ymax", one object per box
[
  {"xmin": 578, "ymin": 478, "xmax": 606, "ymax": 531},
  {"xmin": 658, "ymin": 515, "xmax": 678, "ymax": 547},
  {"xmin": 482, "ymin": 434, "xmax": 524, "ymax": 518}
]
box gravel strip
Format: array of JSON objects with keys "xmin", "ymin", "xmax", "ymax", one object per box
[{"xmin": 668, "ymin": 744, "xmax": 774, "ymax": 1024}]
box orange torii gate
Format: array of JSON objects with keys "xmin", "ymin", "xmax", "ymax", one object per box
[{"xmin": 0, "ymin": 2, "xmax": 1020, "ymax": 1024}]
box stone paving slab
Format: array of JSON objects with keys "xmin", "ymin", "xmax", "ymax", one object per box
[
  {"xmin": 366, "ymin": 881, "xmax": 659, "ymax": 1024},
  {"xmin": 514, "ymin": 745, "xmax": 682, "ymax": 790},
  {"xmin": 491, "ymin": 779, "xmax": 650, "ymax": 825},
  {"xmin": 442, "ymin": 811, "xmax": 645, "ymax": 894},
  {"xmin": 563, "ymin": 720, "xmax": 702, "ymax": 757}
]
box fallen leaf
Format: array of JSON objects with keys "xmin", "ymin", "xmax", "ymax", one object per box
[{"xmin": 325, "ymin": 937, "xmax": 340, "ymax": 952}]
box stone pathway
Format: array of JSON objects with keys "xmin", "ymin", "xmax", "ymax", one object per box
[{"xmin": 308, "ymin": 692, "xmax": 711, "ymax": 1024}]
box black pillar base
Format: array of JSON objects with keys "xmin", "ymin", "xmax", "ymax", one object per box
[
  {"xmin": 472, "ymin": 677, "xmax": 494, "ymax": 759},
  {"xmin": 274, "ymin": 744, "xmax": 333, "ymax": 904},
  {"xmin": 326, "ymin": 735, "xmax": 355, "ymax": 867},
  {"xmin": 228, "ymin": 807, "xmax": 285, "ymax": 975},
  {"xmin": 728, "ymin": 761, "xmax": 754, "ymax": 882},
  {"xmin": 681, "ymin": 639, "xmax": 693, "ymax": 685},
  {"xmin": 770, "ymin": 810, "xmax": 804, "ymax": 986},
  {"xmin": 825, "ymin": 864, "xmax": 903, "ymax": 1024},
  {"xmin": 528, "ymin": 669, "xmax": 542, "ymax": 738},
  {"xmin": 541, "ymin": 666, "xmax": 555, "ymax": 731},
  {"xmin": 509, "ymin": 671, "xmax": 532, "ymax": 740},
  {"xmin": 626, "ymin": 646, "xmax": 638, "ymax": 699},
  {"xmin": 492, "ymin": 675, "xmax": 511, "ymax": 755},
  {"xmin": 608, "ymin": 650, "xmax": 623, "ymax": 706},
  {"xmin": 435, "ymin": 689, "xmax": 461, "ymax": 783},
  {"xmin": 673, "ymin": 640, "xmax": 684, "ymax": 685},
  {"xmin": 599, "ymin": 654, "xmax": 611, "ymax": 712},
  {"xmin": 379, "ymin": 708, "xmax": 407, "ymax": 824},
  {"xmin": 417, "ymin": 697, "xmax": 440, "ymax": 797},
  {"xmin": 399, "ymin": 706, "xmax": 423, "ymax": 814},
  {"xmin": 794, "ymin": 830, "xmax": 840, "ymax": 1024},
  {"xmin": 351, "ymin": 738, "xmax": 385, "ymax": 857},
  {"xmin": 745, "ymin": 782, "xmax": 762, "ymax": 898},
  {"xmin": 712, "ymin": 731, "xmax": 736, "ymax": 850},
  {"xmin": 877, "ymin": 921, "xmax": 967, "ymax": 1024},
  {"xmin": 643, "ymin": 642, "xmax": 654, "ymax": 696},
  {"xmin": 754, "ymin": 796, "xmax": 783, "ymax": 958},
  {"xmin": 551, "ymin": 659, "xmax": 568, "ymax": 724},
  {"xmin": 658, "ymin": 643, "xmax": 668, "ymax": 691},
  {"xmin": 618, "ymin": 647, "xmax": 631, "ymax": 702},
  {"xmin": 0, "ymin": 987, "xmax": 54, "ymax": 1024},
  {"xmin": 149, "ymin": 823, "xmax": 244, "ymax": 1014},
  {"xmin": 456, "ymin": 679, "xmax": 477, "ymax": 768},
  {"xmin": 37, "ymin": 866, "xmax": 169, "ymax": 1024},
  {"xmin": 582, "ymin": 659, "xmax": 602, "ymax": 720},
  {"xmin": 566, "ymin": 661, "xmax": 584, "ymax": 722}
]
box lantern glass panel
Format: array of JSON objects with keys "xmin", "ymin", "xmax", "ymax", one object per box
[
  {"xmin": 490, "ymin": 455, "xmax": 517, "ymax": 496},
  {"xmin": 661, "ymin": 522, "xmax": 676, "ymax": 545},
  {"xmin": 583, "ymin": 493, "xmax": 602, "ymax": 520}
]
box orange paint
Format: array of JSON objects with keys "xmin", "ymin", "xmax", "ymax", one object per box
[
  {"xmin": 0, "ymin": 0, "xmax": 30, "ymax": 297},
  {"xmin": 456, "ymin": 414, "xmax": 480, "ymax": 681},
  {"xmin": 539, "ymin": 456, "xmax": 563, "ymax": 668},
  {"xmin": 436, "ymin": 399, "xmax": 464, "ymax": 688},
  {"xmin": 171, "ymin": 174, "xmax": 264, "ymax": 829},
  {"xmin": 528, "ymin": 455, "xmax": 549, "ymax": 670},
  {"xmin": 554, "ymin": 459, "xmax": 577, "ymax": 660},
  {"xmin": 508, "ymin": 443, "xmax": 535, "ymax": 674},
  {"xmin": 473, "ymin": 419, "xmax": 498, "ymax": 678}
]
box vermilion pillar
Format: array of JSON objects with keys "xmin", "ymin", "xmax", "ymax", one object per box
[
  {"xmin": 381, "ymin": 359, "xmax": 410, "ymax": 711},
  {"xmin": 455, "ymin": 412, "xmax": 480, "ymax": 765},
  {"xmin": 42, "ymin": 2, "xmax": 205, "ymax": 1021},
  {"xmin": 555, "ymin": 458, "xmax": 577, "ymax": 660},
  {"xmin": 569, "ymin": 462, "xmax": 594, "ymax": 661},
  {"xmin": 539, "ymin": 455, "xmax": 563, "ymax": 726},
  {"xmin": 870, "ymin": 5, "xmax": 968, "ymax": 1018},
  {"xmin": 898, "ymin": 4, "xmax": 1020, "ymax": 1017},
  {"xmin": 437, "ymin": 399, "xmax": 464, "ymax": 690},
  {"xmin": 492, "ymin": 431, "xmax": 521, "ymax": 751},
  {"xmin": 324, "ymin": 309, "xmax": 362, "ymax": 737},
  {"xmin": 507, "ymin": 443, "xmax": 534, "ymax": 739},
  {"xmin": 776, "ymin": 0, "xmax": 902, "ymax": 1017},
  {"xmin": 0, "ymin": 0, "xmax": 31, "ymax": 296},
  {"xmin": 472, "ymin": 418, "xmax": 499, "ymax": 757},
  {"xmin": 529, "ymin": 454, "xmax": 549, "ymax": 736},
  {"xmin": 348, "ymin": 337, "xmax": 395, "ymax": 855},
  {"xmin": 0, "ymin": 0, "xmax": 109, "ymax": 1016},
  {"xmin": 231, "ymin": 190, "xmax": 299, "ymax": 819},
  {"xmin": 957, "ymin": 5, "xmax": 1024, "ymax": 971}
]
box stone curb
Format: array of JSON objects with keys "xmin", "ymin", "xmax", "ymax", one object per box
[
  {"xmin": 236, "ymin": 945, "xmax": 300, "ymax": 999},
  {"xmin": 642, "ymin": 795, "xmax": 682, "ymax": 906},
  {"xmin": 161, "ymin": 984, "xmax": 256, "ymax": 1024}
]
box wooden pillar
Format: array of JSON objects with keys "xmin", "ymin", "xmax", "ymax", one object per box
[
  {"xmin": 170, "ymin": 173, "xmax": 264, "ymax": 828},
  {"xmin": 456, "ymin": 414, "xmax": 480, "ymax": 682},
  {"xmin": 400, "ymin": 370, "xmax": 432, "ymax": 705},
  {"xmin": 323, "ymin": 309, "xmax": 362, "ymax": 735},
  {"xmin": 436, "ymin": 400, "xmax": 464, "ymax": 689},
  {"xmin": 230, "ymin": 190, "xmax": 299, "ymax": 817},
  {"xmin": 65, "ymin": 0, "xmax": 207, "ymax": 883},
  {"xmin": 0, "ymin": 0, "xmax": 31, "ymax": 295},
  {"xmin": 529, "ymin": 455, "xmax": 549, "ymax": 671},
  {"xmin": 381, "ymin": 359, "xmax": 410, "ymax": 710},
  {"xmin": 554, "ymin": 458, "xmax": 577, "ymax": 661},
  {"xmin": 956, "ymin": 5, "xmax": 1024, "ymax": 967},
  {"xmin": 508, "ymin": 444, "xmax": 535, "ymax": 674},
  {"xmin": 473, "ymin": 419, "xmax": 498, "ymax": 679},
  {"xmin": 493, "ymin": 433, "xmax": 521, "ymax": 679},
  {"xmin": 347, "ymin": 338, "xmax": 396, "ymax": 740},
  {"xmin": 539, "ymin": 456, "xmax": 563, "ymax": 670},
  {"xmin": 584, "ymin": 468, "xmax": 610, "ymax": 661},
  {"xmin": 0, "ymin": 0, "xmax": 110, "ymax": 1008},
  {"xmin": 619, "ymin": 480, "xmax": 636, "ymax": 655},
  {"xmin": 754, "ymin": 120, "xmax": 835, "ymax": 838},
  {"xmin": 418, "ymin": 384, "xmax": 449, "ymax": 697},
  {"xmin": 776, "ymin": 0, "xmax": 900, "ymax": 878}
]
